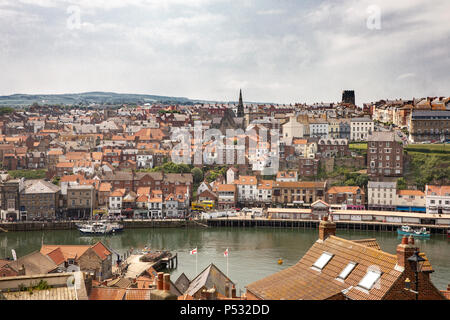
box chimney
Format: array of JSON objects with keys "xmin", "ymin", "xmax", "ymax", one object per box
[
  {"xmin": 231, "ymin": 285, "xmax": 237, "ymax": 298},
  {"xmin": 318, "ymin": 215, "xmax": 336, "ymax": 241},
  {"xmin": 156, "ymin": 272, "xmax": 164, "ymax": 290},
  {"xmin": 396, "ymin": 236, "xmax": 417, "ymax": 269},
  {"xmin": 163, "ymin": 273, "xmax": 170, "ymax": 292},
  {"xmin": 150, "ymin": 272, "xmax": 177, "ymax": 300}
]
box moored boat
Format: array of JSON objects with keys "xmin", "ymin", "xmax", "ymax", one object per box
[
  {"xmin": 77, "ymin": 221, "xmax": 123, "ymax": 235},
  {"xmin": 397, "ymin": 225, "xmax": 430, "ymax": 238}
]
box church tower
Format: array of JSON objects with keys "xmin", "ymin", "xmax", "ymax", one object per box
[{"xmin": 237, "ymin": 89, "xmax": 244, "ymax": 117}]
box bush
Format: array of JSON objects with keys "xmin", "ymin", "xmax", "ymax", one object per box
[{"xmin": 191, "ymin": 167, "xmax": 204, "ymax": 183}]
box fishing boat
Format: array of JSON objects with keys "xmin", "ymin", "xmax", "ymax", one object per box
[
  {"xmin": 397, "ymin": 225, "xmax": 430, "ymax": 238},
  {"xmin": 77, "ymin": 221, "xmax": 123, "ymax": 235}
]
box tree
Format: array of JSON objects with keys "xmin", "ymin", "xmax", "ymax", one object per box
[
  {"xmin": 191, "ymin": 167, "xmax": 204, "ymax": 184},
  {"xmin": 354, "ymin": 174, "xmax": 369, "ymax": 188},
  {"xmin": 397, "ymin": 177, "xmax": 407, "ymax": 190}
]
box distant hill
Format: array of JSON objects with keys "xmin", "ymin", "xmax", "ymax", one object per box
[
  {"xmin": 0, "ymin": 92, "xmax": 275, "ymax": 107},
  {"xmin": 0, "ymin": 92, "xmax": 212, "ymax": 107}
]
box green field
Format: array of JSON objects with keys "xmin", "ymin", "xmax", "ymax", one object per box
[
  {"xmin": 405, "ymin": 144, "xmax": 449, "ymax": 154},
  {"xmin": 349, "ymin": 143, "xmax": 368, "ymax": 150}
]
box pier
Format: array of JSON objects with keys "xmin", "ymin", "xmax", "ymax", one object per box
[
  {"xmin": 0, "ymin": 219, "xmax": 201, "ymax": 232},
  {"xmin": 206, "ymin": 217, "xmax": 449, "ymax": 234}
]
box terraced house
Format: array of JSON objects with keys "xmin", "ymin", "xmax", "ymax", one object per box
[{"xmin": 272, "ymin": 181, "xmax": 326, "ymax": 206}]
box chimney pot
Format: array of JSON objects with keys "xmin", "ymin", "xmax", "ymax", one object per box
[
  {"xmin": 157, "ymin": 272, "xmax": 164, "ymax": 290},
  {"xmin": 401, "ymin": 236, "xmax": 408, "ymax": 245},
  {"xmin": 163, "ymin": 273, "xmax": 170, "ymax": 291}
]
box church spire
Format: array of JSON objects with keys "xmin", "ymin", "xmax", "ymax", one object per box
[{"xmin": 237, "ymin": 89, "xmax": 244, "ymax": 117}]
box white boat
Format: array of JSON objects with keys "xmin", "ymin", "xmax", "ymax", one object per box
[{"xmin": 77, "ymin": 221, "xmax": 123, "ymax": 235}]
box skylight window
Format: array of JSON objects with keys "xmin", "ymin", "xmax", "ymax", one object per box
[
  {"xmin": 337, "ymin": 262, "xmax": 357, "ymax": 280},
  {"xmin": 312, "ymin": 252, "xmax": 334, "ymax": 270},
  {"xmin": 358, "ymin": 270, "xmax": 382, "ymax": 290}
]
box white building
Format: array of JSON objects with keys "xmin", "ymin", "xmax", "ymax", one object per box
[
  {"xmin": 226, "ymin": 167, "xmax": 239, "ymax": 185},
  {"xmin": 350, "ymin": 117, "xmax": 374, "ymax": 141},
  {"xmin": 235, "ymin": 176, "xmax": 258, "ymax": 203},
  {"xmin": 257, "ymin": 180, "xmax": 273, "ymax": 204},
  {"xmin": 136, "ymin": 154, "xmax": 153, "ymax": 169},
  {"xmin": 108, "ymin": 189, "xmax": 125, "ymax": 214},
  {"xmin": 425, "ymin": 185, "xmax": 450, "ymax": 214},
  {"xmin": 276, "ymin": 171, "xmax": 298, "ymax": 182},
  {"xmin": 282, "ymin": 116, "xmax": 305, "ymax": 139},
  {"xmin": 368, "ymin": 181, "xmax": 396, "ymax": 210},
  {"xmin": 309, "ymin": 119, "xmax": 329, "ymax": 138}
]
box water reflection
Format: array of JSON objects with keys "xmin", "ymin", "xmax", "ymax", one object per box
[{"xmin": 0, "ymin": 228, "xmax": 448, "ymax": 291}]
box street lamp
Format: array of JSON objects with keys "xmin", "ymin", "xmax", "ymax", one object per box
[{"xmin": 404, "ymin": 250, "xmax": 426, "ymax": 300}]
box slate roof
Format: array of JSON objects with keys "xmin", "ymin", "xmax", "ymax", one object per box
[
  {"xmin": 174, "ymin": 273, "xmax": 190, "ymax": 294},
  {"xmin": 22, "ymin": 180, "xmax": 60, "ymax": 194},
  {"xmin": 7, "ymin": 251, "xmax": 58, "ymax": 275}
]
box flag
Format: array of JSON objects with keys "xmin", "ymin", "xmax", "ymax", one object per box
[
  {"xmin": 11, "ymin": 249, "xmax": 17, "ymax": 261},
  {"xmin": 190, "ymin": 248, "xmax": 197, "ymax": 255},
  {"xmin": 224, "ymin": 248, "xmax": 229, "ymax": 257}
]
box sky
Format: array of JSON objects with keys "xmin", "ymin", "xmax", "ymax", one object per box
[{"xmin": 0, "ymin": 0, "xmax": 449, "ymax": 105}]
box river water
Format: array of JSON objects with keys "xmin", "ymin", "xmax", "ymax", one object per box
[{"xmin": 1, "ymin": 227, "xmax": 448, "ymax": 292}]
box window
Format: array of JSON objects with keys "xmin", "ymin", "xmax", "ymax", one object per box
[
  {"xmin": 358, "ymin": 270, "xmax": 382, "ymax": 290},
  {"xmin": 312, "ymin": 252, "xmax": 334, "ymax": 270},
  {"xmin": 337, "ymin": 262, "xmax": 357, "ymax": 280}
]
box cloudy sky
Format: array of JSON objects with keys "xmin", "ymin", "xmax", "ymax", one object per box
[{"xmin": 0, "ymin": 0, "xmax": 449, "ymax": 105}]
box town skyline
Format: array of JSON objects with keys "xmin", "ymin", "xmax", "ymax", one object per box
[{"xmin": 0, "ymin": 90, "xmax": 447, "ymax": 107}]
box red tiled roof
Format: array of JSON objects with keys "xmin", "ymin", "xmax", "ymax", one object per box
[
  {"xmin": 246, "ymin": 235, "xmax": 403, "ymax": 300},
  {"xmin": 125, "ymin": 288, "xmax": 152, "ymax": 300},
  {"xmin": 89, "ymin": 288, "xmax": 126, "ymax": 300},
  {"xmin": 46, "ymin": 248, "xmax": 66, "ymax": 265}
]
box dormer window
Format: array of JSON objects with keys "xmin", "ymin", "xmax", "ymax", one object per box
[
  {"xmin": 358, "ymin": 270, "xmax": 382, "ymax": 290},
  {"xmin": 337, "ymin": 262, "xmax": 357, "ymax": 280},
  {"xmin": 312, "ymin": 252, "xmax": 333, "ymax": 270}
]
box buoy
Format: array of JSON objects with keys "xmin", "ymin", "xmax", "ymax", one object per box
[{"xmin": 278, "ymin": 258, "xmax": 283, "ymax": 265}]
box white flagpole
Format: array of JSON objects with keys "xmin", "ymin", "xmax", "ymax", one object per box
[{"xmin": 227, "ymin": 254, "xmax": 229, "ymax": 278}]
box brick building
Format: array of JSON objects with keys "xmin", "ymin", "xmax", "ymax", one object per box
[
  {"xmin": 67, "ymin": 185, "xmax": 95, "ymax": 219},
  {"xmin": 19, "ymin": 180, "xmax": 61, "ymax": 220},
  {"xmin": 272, "ymin": 181, "xmax": 326, "ymax": 206},
  {"xmin": 41, "ymin": 242, "xmax": 112, "ymax": 281},
  {"xmin": 298, "ymin": 158, "xmax": 319, "ymax": 177},
  {"xmin": 317, "ymin": 138, "xmax": 350, "ymax": 158},
  {"xmin": 367, "ymin": 132, "xmax": 404, "ymax": 178},
  {"xmin": 409, "ymin": 110, "xmax": 450, "ymax": 143},
  {"xmin": 326, "ymin": 186, "xmax": 365, "ymax": 209}
]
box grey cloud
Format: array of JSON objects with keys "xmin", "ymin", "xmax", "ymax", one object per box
[{"xmin": 0, "ymin": 0, "xmax": 448, "ymax": 104}]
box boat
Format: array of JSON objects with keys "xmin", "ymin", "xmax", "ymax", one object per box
[
  {"xmin": 110, "ymin": 222, "xmax": 124, "ymax": 233},
  {"xmin": 397, "ymin": 225, "xmax": 430, "ymax": 238},
  {"xmin": 77, "ymin": 221, "xmax": 123, "ymax": 235}
]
